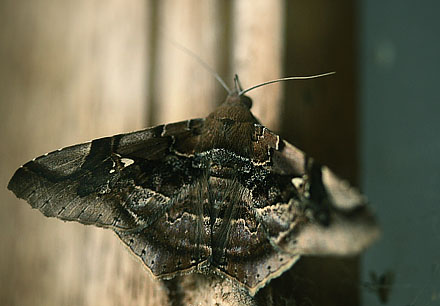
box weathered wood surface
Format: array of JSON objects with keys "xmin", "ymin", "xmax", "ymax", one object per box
[
  {"xmin": 0, "ymin": 0, "xmax": 360, "ymax": 305},
  {"xmin": 231, "ymin": 0, "xmax": 285, "ymax": 131},
  {"xmin": 282, "ymin": 1, "xmax": 361, "ymax": 305},
  {"xmin": 0, "ymin": 1, "xmax": 162, "ymax": 306}
]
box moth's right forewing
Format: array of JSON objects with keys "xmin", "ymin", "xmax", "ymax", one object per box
[
  {"xmin": 292, "ymin": 166, "xmax": 380, "ymax": 256},
  {"xmin": 271, "ymin": 139, "xmax": 307, "ymax": 176},
  {"xmin": 268, "ymin": 137, "xmax": 380, "ymax": 257}
]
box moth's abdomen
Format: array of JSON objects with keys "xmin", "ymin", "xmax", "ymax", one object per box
[{"xmin": 192, "ymin": 150, "xmax": 301, "ymax": 292}]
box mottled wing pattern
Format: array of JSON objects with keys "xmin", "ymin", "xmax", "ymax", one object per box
[
  {"xmin": 8, "ymin": 140, "xmax": 137, "ymax": 230},
  {"xmin": 185, "ymin": 143, "xmax": 302, "ymax": 294},
  {"xmin": 7, "ymin": 119, "xmax": 205, "ymax": 230},
  {"xmin": 253, "ymin": 124, "xmax": 379, "ymax": 257},
  {"xmin": 211, "ymin": 178, "xmax": 300, "ymax": 294},
  {"xmin": 115, "ymin": 176, "xmax": 211, "ymax": 278}
]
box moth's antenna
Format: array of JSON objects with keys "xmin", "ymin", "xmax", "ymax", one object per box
[
  {"xmin": 239, "ymin": 72, "xmax": 336, "ymax": 96},
  {"xmin": 169, "ymin": 40, "xmax": 231, "ymax": 94},
  {"xmin": 234, "ymin": 74, "xmax": 244, "ymax": 92}
]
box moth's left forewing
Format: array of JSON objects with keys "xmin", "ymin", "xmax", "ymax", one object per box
[
  {"xmin": 255, "ymin": 125, "xmax": 379, "ymax": 257},
  {"xmin": 116, "ymin": 118, "xmax": 204, "ymax": 158},
  {"xmin": 7, "ymin": 140, "xmax": 138, "ymax": 230},
  {"xmin": 7, "ymin": 119, "xmax": 205, "ymax": 230}
]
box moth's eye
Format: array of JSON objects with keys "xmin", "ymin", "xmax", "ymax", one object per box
[{"xmin": 240, "ymin": 96, "xmax": 253, "ymax": 109}]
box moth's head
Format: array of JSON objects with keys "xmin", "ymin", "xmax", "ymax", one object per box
[
  {"xmin": 226, "ymin": 74, "xmax": 252, "ymax": 109},
  {"xmin": 225, "ymin": 92, "xmax": 253, "ymax": 109},
  {"xmin": 239, "ymin": 94, "xmax": 253, "ymax": 109},
  {"xmin": 213, "ymin": 92, "xmax": 256, "ymax": 123},
  {"xmin": 211, "ymin": 76, "xmax": 256, "ymax": 123}
]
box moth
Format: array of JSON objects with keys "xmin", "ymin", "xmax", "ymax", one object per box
[
  {"xmin": 366, "ymin": 270, "xmax": 394, "ymax": 304},
  {"xmin": 8, "ymin": 75, "xmax": 379, "ymax": 296}
]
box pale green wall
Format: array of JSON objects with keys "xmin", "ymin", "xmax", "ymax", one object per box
[{"xmin": 359, "ymin": 1, "xmax": 440, "ymax": 305}]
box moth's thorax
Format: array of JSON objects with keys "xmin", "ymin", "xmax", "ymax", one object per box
[{"xmin": 196, "ymin": 94, "xmax": 258, "ymax": 157}]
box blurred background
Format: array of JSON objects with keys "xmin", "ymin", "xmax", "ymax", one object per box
[{"xmin": 0, "ymin": 0, "xmax": 439, "ymax": 305}]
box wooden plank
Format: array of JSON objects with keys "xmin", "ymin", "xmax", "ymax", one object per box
[
  {"xmin": 231, "ymin": 0, "xmax": 285, "ymax": 131},
  {"xmin": 152, "ymin": 1, "xmax": 285, "ymax": 304},
  {"xmin": 283, "ymin": 0, "xmax": 358, "ymax": 184},
  {"xmin": 152, "ymin": 0, "xmax": 224, "ymax": 125},
  {"xmin": 282, "ymin": 1, "xmax": 361, "ymax": 305},
  {"xmin": 0, "ymin": 1, "xmax": 162, "ymax": 305}
]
